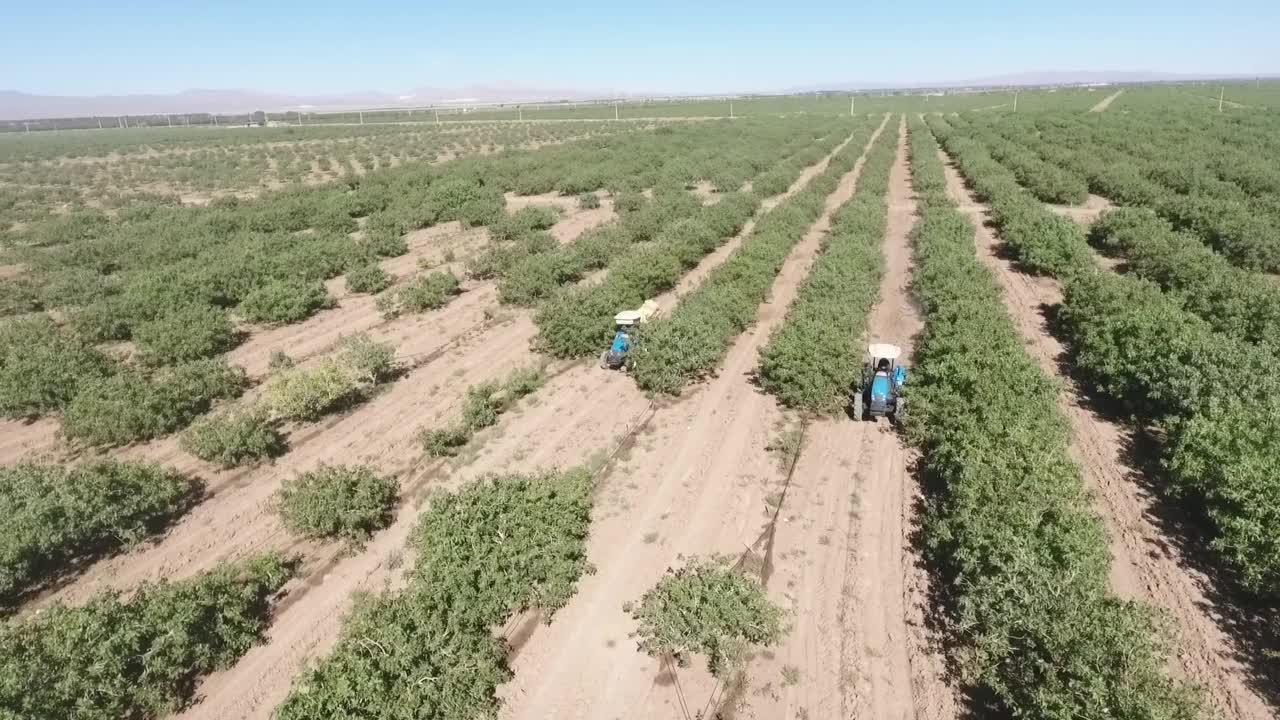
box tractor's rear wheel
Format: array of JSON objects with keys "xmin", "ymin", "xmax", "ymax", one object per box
[
  {"xmin": 852, "ymin": 394, "xmax": 864, "ymax": 421},
  {"xmin": 599, "ymin": 351, "xmax": 610, "ymax": 369}
]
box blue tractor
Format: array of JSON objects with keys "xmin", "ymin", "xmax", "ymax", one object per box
[
  {"xmin": 600, "ymin": 303, "xmax": 660, "ymax": 371},
  {"xmin": 851, "ymin": 343, "xmax": 906, "ymax": 422},
  {"xmin": 600, "ymin": 310, "xmax": 642, "ymax": 370}
]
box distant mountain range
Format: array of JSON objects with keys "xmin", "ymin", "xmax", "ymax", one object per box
[
  {"xmin": 785, "ymin": 70, "xmax": 1277, "ymax": 93},
  {"xmin": 0, "ymin": 84, "xmax": 604, "ymax": 120},
  {"xmin": 3, "ymin": 72, "xmax": 1276, "ymax": 120}
]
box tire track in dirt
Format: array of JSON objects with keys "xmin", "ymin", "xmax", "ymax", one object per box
[
  {"xmin": 496, "ymin": 115, "xmax": 890, "ymax": 720},
  {"xmin": 939, "ymin": 150, "xmax": 1275, "ymax": 720},
  {"xmin": 153, "ymin": 123, "xmax": 880, "ymax": 720},
  {"xmin": 751, "ymin": 116, "xmax": 956, "ymax": 720}
]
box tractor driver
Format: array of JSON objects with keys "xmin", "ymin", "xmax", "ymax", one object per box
[
  {"xmin": 610, "ymin": 326, "xmax": 632, "ymax": 355},
  {"xmin": 876, "ymin": 357, "xmax": 891, "ymax": 375}
]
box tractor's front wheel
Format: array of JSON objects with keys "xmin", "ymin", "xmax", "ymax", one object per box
[
  {"xmin": 892, "ymin": 396, "xmax": 907, "ymax": 425},
  {"xmin": 599, "ymin": 351, "xmax": 610, "ymax": 369}
]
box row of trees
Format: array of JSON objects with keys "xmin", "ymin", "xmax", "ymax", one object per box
[
  {"xmin": 497, "ymin": 123, "xmax": 847, "ymax": 308},
  {"xmin": 949, "ymin": 109, "xmax": 1280, "ymax": 272},
  {"xmin": 755, "ymin": 120, "xmax": 897, "ymax": 411},
  {"xmin": 629, "ymin": 121, "xmax": 886, "ymax": 394},
  {"xmin": 530, "ymin": 122, "xmax": 858, "ymax": 358},
  {"xmin": 2, "ymin": 119, "xmax": 852, "ymax": 448},
  {"xmin": 1090, "ymin": 208, "xmax": 1280, "ymax": 347},
  {"xmin": 940, "ymin": 110, "xmax": 1280, "ymax": 619},
  {"xmin": 276, "ymin": 469, "xmax": 594, "ymax": 719},
  {"xmin": 926, "ymin": 115, "xmax": 1093, "ymax": 276},
  {"xmin": 0, "ymin": 554, "xmax": 292, "ymax": 719},
  {"xmin": 903, "ymin": 118, "xmax": 1199, "ymax": 720}
]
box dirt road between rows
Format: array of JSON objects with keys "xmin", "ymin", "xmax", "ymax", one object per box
[
  {"xmin": 940, "ymin": 149, "xmax": 1276, "ymax": 720},
  {"xmin": 103, "ymin": 121, "xmax": 875, "ymax": 720},
  {"xmin": 749, "ymin": 116, "xmax": 957, "ymax": 720},
  {"xmin": 1089, "ymin": 89, "xmax": 1125, "ymax": 113},
  {"xmin": 499, "ymin": 114, "xmax": 953, "ymax": 720}
]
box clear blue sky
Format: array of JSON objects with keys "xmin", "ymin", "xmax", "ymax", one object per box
[{"xmin": 3, "ymin": 0, "xmax": 1278, "ymax": 96}]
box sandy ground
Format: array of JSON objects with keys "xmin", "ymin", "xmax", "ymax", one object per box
[
  {"xmin": 1046, "ymin": 193, "xmax": 1112, "ymax": 224},
  {"xmin": 689, "ymin": 180, "xmax": 720, "ymax": 204},
  {"xmin": 502, "ymin": 190, "xmax": 616, "ymax": 243},
  {"xmin": 9, "ymin": 122, "xmax": 872, "ymax": 720},
  {"xmin": 498, "ymin": 114, "xmax": 953, "ymax": 720},
  {"xmin": 172, "ymin": 126, "xmax": 875, "ymax": 720},
  {"xmin": 940, "ymin": 150, "xmax": 1277, "ymax": 720},
  {"xmin": 741, "ymin": 116, "xmax": 957, "ymax": 720},
  {"xmin": 1089, "ymin": 89, "xmax": 1125, "ymax": 113}
]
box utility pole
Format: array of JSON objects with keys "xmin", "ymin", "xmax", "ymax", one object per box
[
  {"xmin": 123, "ymin": 115, "xmax": 129, "ymax": 128},
  {"xmin": 23, "ymin": 122, "xmax": 29, "ymax": 133},
  {"xmin": 1218, "ymin": 86, "xmax": 1225, "ymax": 112},
  {"xmin": 614, "ymin": 102, "xmax": 619, "ymax": 121},
  {"xmin": 96, "ymin": 117, "xmax": 102, "ymax": 130},
  {"xmin": 166, "ymin": 114, "xmax": 172, "ymax": 127},
  {"xmin": 1013, "ymin": 91, "xmax": 1019, "ymax": 112},
  {"xmin": 434, "ymin": 108, "xmax": 440, "ymax": 124},
  {"xmin": 850, "ymin": 95, "xmax": 855, "ymax": 115},
  {"xmin": 185, "ymin": 114, "xmax": 190, "ymax": 126},
  {"xmin": 359, "ymin": 110, "xmax": 364, "ymax": 125},
  {"xmin": 212, "ymin": 114, "xmax": 217, "ymax": 126},
  {"xmin": 518, "ymin": 105, "xmax": 523, "ymax": 122},
  {"xmin": 729, "ymin": 99, "xmax": 734, "ymax": 118}
]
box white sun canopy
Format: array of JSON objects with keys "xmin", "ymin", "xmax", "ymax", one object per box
[
  {"xmin": 868, "ymin": 343, "xmax": 902, "ymax": 361},
  {"xmin": 615, "ymin": 310, "xmax": 643, "ymax": 326}
]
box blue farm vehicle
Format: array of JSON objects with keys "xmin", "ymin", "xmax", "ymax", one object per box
[{"xmin": 851, "ymin": 343, "xmax": 906, "ymax": 422}]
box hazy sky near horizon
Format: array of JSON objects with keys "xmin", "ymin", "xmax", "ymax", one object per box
[{"xmin": 3, "ymin": 1, "xmax": 1278, "ymax": 95}]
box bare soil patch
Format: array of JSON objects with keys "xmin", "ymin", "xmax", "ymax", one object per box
[
  {"xmin": 1090, "ymin": 89, "xmax": 1125, "ymax": 113},
  {"xmin": 496, "ymin": 116, "xmax": 950, "ymax": 720},
  {"xmin": 1047, "ymin": 193, "xmax": 1113, "ymax": 224}
]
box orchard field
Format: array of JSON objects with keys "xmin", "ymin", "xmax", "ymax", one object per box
[{"xmin": 1, "ymin": 85, "xmax": 1278, "ymax": 720}]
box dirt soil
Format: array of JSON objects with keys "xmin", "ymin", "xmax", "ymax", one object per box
[
  {"xmin": 1089, "ymin": 89, "xmax": 1125, "ymax": 113},
  {"xmin": 742, "ymin": 116, "xmax": 957, "ymax": 720},
  {"xmin": 494, "ymin": 116, "xmax": 892, "ymax": 720},
  {"xmin": 499, "ymin": 115, "xmax": 954, "ymax": 720},
  {"xmin": 7, "ymin": 123, "xmax": 871, "ymax": 720},
  {"xmin": 502, "ymin": 190, "xmax": 616, "ymax": 243},
  {"xmin": 1046, "ymin": 193, "xmax": 1112, "ymax": 224},
  {"xmin": 689, "ymin": 180, "xmax": 720, "ymax": 204},
  {"xmin": 940, "ymin": 150, "xmax": 1276, "ymax": 720}
]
